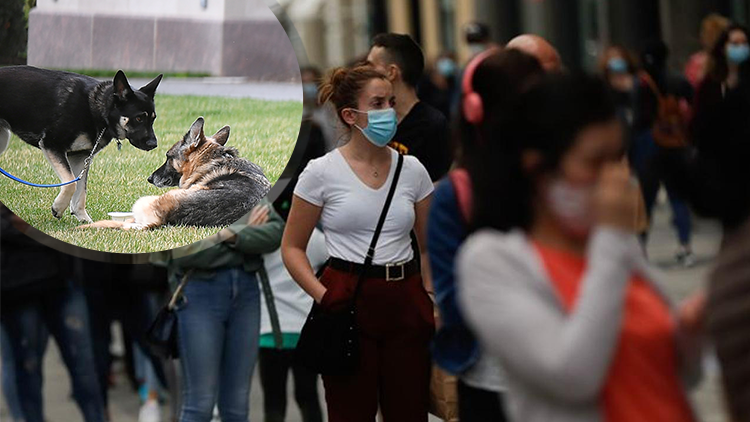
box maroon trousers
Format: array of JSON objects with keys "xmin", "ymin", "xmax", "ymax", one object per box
[{"xmin": 318, "ymin": 266, "xmax": 435, "ymax": 422}]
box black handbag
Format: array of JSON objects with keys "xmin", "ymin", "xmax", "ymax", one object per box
[
  {"xmin": 145, "ymin": 271, "xmax": 190, "ymax": 359},
  {"xmin": 295, "ymin": 154, "xmax": 404, "ymax": 376}
]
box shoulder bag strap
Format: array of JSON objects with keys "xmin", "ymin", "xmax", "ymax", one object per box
[
  {"xmin": 351, "ymin": 153, "xmax": 404, "ymax": 302},
  {"xmin": 167, "ymin": 269, "xmax": 193, "ymax": 310},
  {"xmin": 257, "ymin": 261, "xmax": 285, "ymax": 349}
]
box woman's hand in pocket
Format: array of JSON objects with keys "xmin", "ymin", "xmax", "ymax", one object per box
[{"xmin": 314, "ymin": 285, "xmax": 328, "ymax": 305}]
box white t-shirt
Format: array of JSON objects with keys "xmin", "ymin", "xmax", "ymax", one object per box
[
  {"xmin": 260, "ymin": 228, "xmax": 328, "ymax": 335},
  {"xmin": 294, "ymin": 147, "xmax": 433, "ymax": 265}
]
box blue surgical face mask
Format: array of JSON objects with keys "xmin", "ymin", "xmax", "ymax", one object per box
[
  {"xmin": 436, "ymin": 58, "xmax": 456, "ymax": 77},
  {"xmin": 302, "ymin": 83, "xmax": 318, "ymax": 101},
  {"xmin": 352, "ymin": 108, "xmax": 398, "ymax": 147},
  {"xmin": 607, "ymin": 57, "xmax": 628, "ymax": 73},
  {"xmin": 727, "ymin": 44, "xmax": 750, "ymax": 65},
  {"xmin": 468, "ymin": 43, "xmax": 486, "ymax": 57}
]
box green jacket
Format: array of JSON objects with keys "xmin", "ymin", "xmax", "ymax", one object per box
[{"xmin": 150, "ymin": 201, "xmax": 284, "ymax": 290}]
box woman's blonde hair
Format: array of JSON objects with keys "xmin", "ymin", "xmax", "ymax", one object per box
[{"xmin": 700, "ymin": 13, "xmax": 731, "ymax": 50}]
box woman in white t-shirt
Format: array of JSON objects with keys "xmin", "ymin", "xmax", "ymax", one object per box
[{"xmin": 281, "ymin": 65, "xmax": 435, "ymax": 422}]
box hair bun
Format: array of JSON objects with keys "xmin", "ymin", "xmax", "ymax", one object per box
[
  {"xmin": 318, "ymin": 67, "xmax": 347, "ymax": 105},
  {"xmin": 328, "ymin": 67, "xmax": 349, "ymax": 85},
  {"xmin": 317, "ymin": 65, "xmax": 387, "ymax": 125}
]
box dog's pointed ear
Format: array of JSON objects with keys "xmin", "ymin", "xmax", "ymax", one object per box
[
  {"xmin": 188, "ymin": 117, "xmax": 205, "ymax": 147},
  {"xmin": 211, "ymin": 126, "xmax": 230, "ymax": 146},
  {"xmin": 139, "ymin": 74, "xmax": 163, "ymax": 98},
  {"xmin": 113, "ymin": 70, "xmax": 133, "ymax": 102}
]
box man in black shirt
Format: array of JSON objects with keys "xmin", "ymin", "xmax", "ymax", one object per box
[{"xmin": 367, "ymin": 33, "xmax": 452, "ymax": 182}]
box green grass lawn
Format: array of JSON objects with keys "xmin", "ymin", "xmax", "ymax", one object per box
[{"xmin": 0, "ymin": 94, "xmax": 301, "ymax": 254}]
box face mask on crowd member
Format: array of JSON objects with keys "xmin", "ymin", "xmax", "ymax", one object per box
[
  {"xmin": 303, "ymin": 83, "xmax": 318, "ymax": 102},
  {"xmin": 468, "ymin": 43, "xmax": 487, "ymax": 57},
  {"xmin": 436, "ymin": 57, "xmax": 457, "ymax": 77},
  {"xmin": 545, "ymin": 178, "xmax": 596, "ymax": 237},
  {"xmin": 339, "ymin": 76, "xmax": 398, "ymax": 148},
  {"xmin": 351, "ymin": 108, "xmax": 398, "ymax": 147},
  {"xmin": 607, "ymin": 57, "xmax": 629, "ymax": 73},
  {"xmin": 727, "ymin": 44, "xmax": 750, "ymax": 64},
  {"xmin": 726, "ymin": 28, "xmax": 750, "ymax": 64}
]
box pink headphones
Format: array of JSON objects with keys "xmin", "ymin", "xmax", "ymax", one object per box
[{"xmin": 461, "ymin": 47, "xmax": 501, "ymax": 124}]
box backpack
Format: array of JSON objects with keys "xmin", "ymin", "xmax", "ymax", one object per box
[{"xmin": 640, "ymin": 72, "xmax": 691, "ymax": 148}]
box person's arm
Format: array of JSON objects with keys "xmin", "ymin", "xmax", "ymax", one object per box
[
  {"xmin": 458, "ymin": 161, "xmax": 642, "ymax": 403},
  {"xmin": 414, "ymin": 193, "xmax": 433, "ymax": 296},
  {"xmin": 229, "ymin": 204, "xmax": 284, "ymax": 255},
  {"xmin": 674, "ymin": 290, "xmax": 705, "ymax": 388},
  {"xmin": 281, "ymin": 195, "xmax": 326, "ymax": 303},
  {"xmin": 457, "ymin": 227, "xmax": 639, "ymax": 403},
  {"xmin": 427, "ymin": 180, "xmax": 467, "ymax": 326}
]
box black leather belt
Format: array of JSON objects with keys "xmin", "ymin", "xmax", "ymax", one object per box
[{"xmin": 328, "ymin": 257, "xmax": 419, "ymax": 281}]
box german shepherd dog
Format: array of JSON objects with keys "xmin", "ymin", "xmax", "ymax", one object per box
[
  {"xmin": 0, "ymin": 66, "xmax": 163, "ymax": 223},
  {"xmin": 80, "ymin": 117, "xmax": 271, "ymax": 230}
]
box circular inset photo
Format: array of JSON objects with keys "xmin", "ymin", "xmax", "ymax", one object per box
[{"xmin": 0, "ymin": 0, "xmax": 303, "ymax": 255}]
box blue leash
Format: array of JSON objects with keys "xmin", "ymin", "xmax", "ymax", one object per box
[
  {"xmin": 0, "ymin": 166, "xmax": 80, "ymax": 187},
  {"xmin": 0, "ymin": 128, "xmax": 107, "ymax": 188}
]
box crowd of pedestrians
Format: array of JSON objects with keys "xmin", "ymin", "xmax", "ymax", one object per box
[{"xmin": 2, "ymin": 12, "xmax": 750, "ymax": 422}]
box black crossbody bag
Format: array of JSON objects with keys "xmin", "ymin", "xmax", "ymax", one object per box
[
  {"xmin": 295, "ymin": 153, "xmax": 404, "ymax": 375},
  {"xmin": 146, "ymin": 270, "xmax": 191, "ymax": 359}
]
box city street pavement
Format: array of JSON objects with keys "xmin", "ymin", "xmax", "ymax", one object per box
[
  {"xmin": 113, "ymin": 77, "xmax": 302, "ymax": 102},
  {"xmin": 0, "ymin": 197, "xmax": 730, "ymax": 422}
]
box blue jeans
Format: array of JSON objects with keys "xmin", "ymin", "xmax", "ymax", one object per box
[
  {"xmin": 633, "ymin": 131, "xmax": 692, "ymax": 245},
  {"xmin": 1, "ymin": 280, "xmax": 105, "ymax": 422},
  {"xmin": 176, "ymin": 267, "xmax": 261, "ymax": 422}
]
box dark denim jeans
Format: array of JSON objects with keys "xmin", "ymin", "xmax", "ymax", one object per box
[
  {"xmin": 1, "ymin": 280, "xmax": 105, "ymax": 422},
  {"xmin": 176, "ymin": 267, "xmax": 260, "ymax": 422},
  {"xmin": 632, "ymin": 130, "xmax": 692, "ymax": 245}
]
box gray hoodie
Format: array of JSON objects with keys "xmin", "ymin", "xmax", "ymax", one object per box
[{"xmin": 457, "ymin": 227, "xmax": 701, "ymax": 422}]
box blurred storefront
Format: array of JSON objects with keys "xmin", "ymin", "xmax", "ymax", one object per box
[
  {"xmin": 282, "ymin": 0, "xmax": 750, "ymax": 72},
  {"xmin": 28, "ymin": 0, "xmax": 300, "ymax": 80}
]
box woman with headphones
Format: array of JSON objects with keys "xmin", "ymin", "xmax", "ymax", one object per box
[{"xmin": 426, "ymin": 48, "xmax": 544, "ymax": 421}]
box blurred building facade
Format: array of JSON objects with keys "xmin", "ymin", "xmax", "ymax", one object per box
[
  {"xmin": 283, "ymin": 0, "xmax": 750, "ymax": 72},
  {"xmin": 28, "ymin": 0, "xmax": 300, "ymax": 81}
]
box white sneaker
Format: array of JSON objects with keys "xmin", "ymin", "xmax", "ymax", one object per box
[
  {"xmin": 675, "ymin": 247, "xmax": 696, "ymax": 268},
  {"xmin": 138, "ymin": 399, "xmax": 162, "ymax": 422}
]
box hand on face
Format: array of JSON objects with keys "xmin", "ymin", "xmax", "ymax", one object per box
[
  {"xmin": 593, "ymin": 160, "xmax": 642, "ymax": 232},
  {"xmin": 678, "ymin": 290, "xmax": 707, "ymax": 335}
]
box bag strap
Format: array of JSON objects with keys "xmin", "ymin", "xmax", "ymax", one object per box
[
  {"xmin": 257, "ymin": 262, "xmax": 285, "ymax": 349},
  {"xmin": 640, "ymin": 71, "xmax": 664, "ymax": 100},
  {"xmin": 351, "ymin": 153, "xmax": 404, "ymax": 302},
  {"xmin": 167, "ymin": 270, "xmax": 192, "ymax": 310}
]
